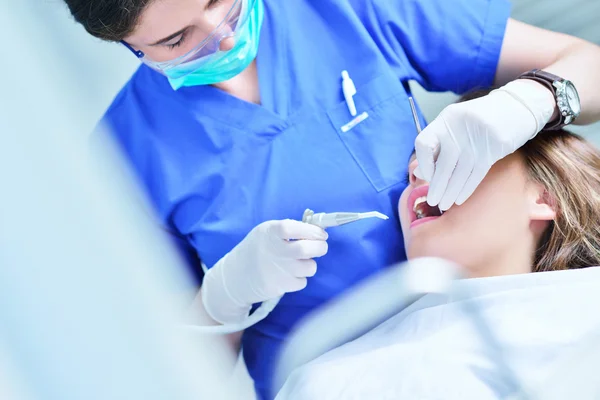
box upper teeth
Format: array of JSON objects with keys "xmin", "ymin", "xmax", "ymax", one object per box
[{"xmin": 413, "ymin": 196, "xmax": 427, "ymax": 212}]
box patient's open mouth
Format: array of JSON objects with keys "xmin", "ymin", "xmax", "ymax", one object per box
[
  {"xmin": 408, "ymin": 186, "xmax": 444, "ymax": 228},
  {"xmin": 413, "ymin": 197, "xmax": 442, "ymax": 220}
]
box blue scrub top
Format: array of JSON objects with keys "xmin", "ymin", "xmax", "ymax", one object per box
[{"xmin": 100, "ymin": 0, "xmax": 510, "ymax": 398}]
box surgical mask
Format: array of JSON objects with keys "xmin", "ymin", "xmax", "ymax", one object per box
[{"xmin": 168, "ymin": 0, "xmax": 263, "ymax": 90}]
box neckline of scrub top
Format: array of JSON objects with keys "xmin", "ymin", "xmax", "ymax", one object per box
[
  {"xmin": 174, "ymin": 2, "xmax": 309, "ymax": 134},
  {"xmin": 178, "ymin": 82, "xmax": 288, "ymax": 133},
  {"xmin": 254, "ymin": 0, "xmax": 289, "ymax": 119}
]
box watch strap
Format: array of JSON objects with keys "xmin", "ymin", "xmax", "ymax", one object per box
[{"xmin": 518, "ymin": 69, "xmax": 564, "ymax": 130}]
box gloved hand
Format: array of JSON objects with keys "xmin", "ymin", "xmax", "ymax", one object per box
[
  {"xmin": 202, "ymin": 219, "xmax": 329, "ymax": 325},
  {"xmin": 415, "ymin": 79, "xmax": 556, "ymax": 211}
]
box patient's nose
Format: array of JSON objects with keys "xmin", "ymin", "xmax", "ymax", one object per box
[
  {"xmin": 412, "ymin": 175, "xmax": 427, "ymax": 187},
  {"xmin": 409, "ymin": 165, "xmax": 427, "ymax": 187},
  {"xmin": 219, "ymin": 35, "xmax": 235, "ymax": 51}
]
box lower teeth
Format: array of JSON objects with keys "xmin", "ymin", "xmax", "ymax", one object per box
[{"xmin": 415, "ymin": 208, "xmax": 444, "ymax": 219}]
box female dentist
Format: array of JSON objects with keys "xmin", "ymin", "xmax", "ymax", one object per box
[{"xmin": 63, "ymin": 0, "xmax": 600, "ymax": 398}]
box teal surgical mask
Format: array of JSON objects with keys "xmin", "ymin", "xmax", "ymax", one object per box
[{"xmin": 166, "ymin": 0, "xmax": 264, "ymax": 90}]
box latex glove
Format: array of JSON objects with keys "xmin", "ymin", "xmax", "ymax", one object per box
[
  {"xmin": 202, "ymin": 219, "xmax": 329, "ymax": 325},
  {"xmin": 415, "ymin": 80, "xmax": 556, "ymax": 211}
]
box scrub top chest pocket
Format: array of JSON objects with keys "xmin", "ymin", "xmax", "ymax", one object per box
[{"xmin": 328, "ymin": 74, "xmax": 417, "ymax": 192}]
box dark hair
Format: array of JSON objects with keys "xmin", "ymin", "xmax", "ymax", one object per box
[
  {"xmin": 458, "ymin": 89, "xmax": 600, "ymax": 272},
  {"xmin": 64, "ymin": 0, "xmax": 150, "ymax": 42}
]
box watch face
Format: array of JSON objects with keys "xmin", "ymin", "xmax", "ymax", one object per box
[{"xmin": 566, "ymin": 82, "xmax": 581, "ymax": 116}]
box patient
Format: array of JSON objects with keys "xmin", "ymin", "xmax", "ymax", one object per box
[
  {"xmin": 276, "ymin": 90, "xmax": 600, "ymax": 399},
  {"xmin": 401, "ymin": 91, "xmax": 600, "ymax": 278}
]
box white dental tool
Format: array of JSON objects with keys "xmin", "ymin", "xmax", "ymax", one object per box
[
  {"xmin": 342, "ymin": 70, "xmax": 357, "ymax": 117},
  {"xmin": 302, "ymin": 209, "xmax": 389, "ymax": 229}
]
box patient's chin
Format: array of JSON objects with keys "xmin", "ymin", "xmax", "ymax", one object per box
[{"xmin": 406, "ymin": 241, "xmax": 467, "ymax": 268}]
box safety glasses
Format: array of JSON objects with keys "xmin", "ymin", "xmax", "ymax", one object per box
[{"xmin": 122, "ymin": 0, "xmax": 253, "ymax": 75}]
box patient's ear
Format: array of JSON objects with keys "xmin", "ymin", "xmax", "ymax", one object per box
[{"xmin": 528, "ymin": 183, "xmax": 556, "ymax": 222}]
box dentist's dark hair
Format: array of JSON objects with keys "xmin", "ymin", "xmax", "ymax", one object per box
[
  {"xmin": 459, "ymin": 89, "xmax": 600, "ymax": 272},
  {"xmin": 63, "ymin": 0, "xmax": 149, "ymax": 42}
]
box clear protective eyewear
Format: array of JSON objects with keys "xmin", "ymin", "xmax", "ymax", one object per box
[{"xmin": 122, "ymin": 0, "xmax": 253, "ymax": 75}]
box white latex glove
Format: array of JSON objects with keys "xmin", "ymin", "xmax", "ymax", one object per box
[
  {"xmin": 415, "ymin": 80, "xmax": 556, "ymax": 211},
  {"xmin": 202, "ymin": 220, "xmax": 329, "ymax": 325}
]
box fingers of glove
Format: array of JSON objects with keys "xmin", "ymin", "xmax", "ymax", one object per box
[
  {"xmin": 438, "ymin": 150, "xmax": 475, "ymax": 211},
  {"xmin": 427, "ymin": 132, "xmax": 461, "ymax": 207},
  {"xmin": 455, "ymin": 162, "xmax": 491, "ymax": 206},
  {"xmin": 285, "ymin": 277, "xmax": 308, "ymax": 293},
  {"xmin": 267, "ymin": 219, "xmax": 328, "ymax": 241},
  {"xmin": 414, "ymin": 120, "xmax": 443, "ymax": 182},
  {"xmin": 413, "ymin": 165, "xmax": 424, "ymax": 180},
  {"xmin": 284, "ymin": 239, "xmax": 329, "ymax": 260},
  {"xmin": 288, "ymin": 259, "xmax": 318, "ymax": 278},
  {"xmin": 247, "ymin": 263, "xmax": 303, "ymax": 300}
]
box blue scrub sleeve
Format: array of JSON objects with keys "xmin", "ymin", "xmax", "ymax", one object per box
[{"xmin": 351, "ymin": 0, "xmax": 512, "ymax": 94}]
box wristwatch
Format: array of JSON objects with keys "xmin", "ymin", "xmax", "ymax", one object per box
[{"xmin": 518, "ymin": 69, "xmax": 581, "ymax": 130}]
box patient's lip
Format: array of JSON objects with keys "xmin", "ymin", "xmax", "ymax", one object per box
[{"xmin": 410, "ymin": 216, "xmax": 440, "ymax": 229}]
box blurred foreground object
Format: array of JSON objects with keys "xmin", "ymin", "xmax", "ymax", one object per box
[
  {"xmin": 0, "ymin": 120, "xmax": 242, "ymax": 399},
  {"xmin": 275, "ymin": 257, "xmax": 461, "ymax": 393},
  {"xmin": 275, "ymin": 262, "xmax": 600, "ymax": 400},
  {"xmin": 0, "ymin": 4, "xmax": 240, "ymax": 396}
]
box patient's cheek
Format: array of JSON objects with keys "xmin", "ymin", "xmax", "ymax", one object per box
[{"xmin": 398, "ymin": 191, "xmax": 406, "ymax": 220}]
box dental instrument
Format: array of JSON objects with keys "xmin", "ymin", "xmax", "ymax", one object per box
[
  {"xmin": 302, "ymin": 209, "xmax": 388, "ymax": 229},
  {"xmin": 409, "ymin": 96, "xmax": 442, "ymax": 178},
  {"xmin": 342, "ymin": 70, "xmax": 357, "ymax": 117},
  {"xmin": 185, "ymin": 208, "xmax": 388, "ymax": 334},
  {"xmin": 408, "ymin": 96, "xmax": 422, "ymax": 133}
]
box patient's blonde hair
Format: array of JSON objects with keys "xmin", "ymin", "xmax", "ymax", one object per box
[
  {"xmin": 520, "ymin": 131, "xmax": 600, "ymax": 271},
  {"xmin": 459, "ymin": 89, "xmax": 600, "ymax": 272}
]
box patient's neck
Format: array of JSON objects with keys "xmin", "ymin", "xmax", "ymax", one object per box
[{"xmin": 472, "ymin": 236, "xmax": 534, "ymax": 278}]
